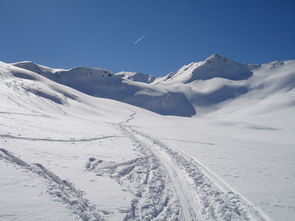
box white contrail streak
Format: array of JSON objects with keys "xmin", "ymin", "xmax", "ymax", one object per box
[
  {"xmin": 133, "ymin": 21, "xmax": 165, "ymax": 45},
  {"xmin": 134, "ymin": 34, "xmax": 147, "ymax": 45}
]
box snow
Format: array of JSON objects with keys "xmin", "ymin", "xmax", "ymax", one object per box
[
  {"xmin": 0, "ymin": 159, "xmax": 79, "ymax": 221},
  {"xmin": 115, "ymin": 71, "xmax": 155, "ymax": 83},
  {"xmin": 1, "ymin": 55, "xmax": 295, "ymax": 220}
]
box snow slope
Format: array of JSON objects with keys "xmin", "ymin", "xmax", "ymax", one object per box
[{"xmin": 1, "ymin": 56, "xmax": 295, "ymax": 221}]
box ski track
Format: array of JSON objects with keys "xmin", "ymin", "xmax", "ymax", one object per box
[
  {"xmin": 105, "ymin": 110, "xmax": 271, "ymax": 221},
  {"xmin": 117, "ymin": 123, "xmax": 181, "ymax": 221},
  {"xmin": 0, "ymin": 134, "xmax": 119, "ymax": 142},
  {"xmin": 0, "ymin": 148, "xmax": 103, "ymax": 221},
  {"xmin": 0, "ymin": 111, "xmax": 50, "ymax": 118},
  {"xmin": 126, "ymin": 126, "xmax": 201, "ymax": 221},
  {"xmin": 88, "ymin": 123, "xmax": 182, "ymax": 221},
  {"xmin": 126, "ymin": 126, "xmax": 271, "ymax": 221}
]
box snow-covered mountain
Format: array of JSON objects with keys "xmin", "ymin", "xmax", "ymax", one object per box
[
  {"xmin": 1, "ymin": 56, "xmax": 295, "ymax": 221},
  {"xmin": 11, "ymin": 54, "xmax": 295, "ymax": 117},
  {"xmin": 154, "ymin": 54, "xmax": 255, "ymax": 84},
  {"xmin": 11, "ymin": 61, "xmax": 195, "ymax": 116},
  {"xmin": 115, "ymin": 71, "xmax": 155, "ymax": 83},
  {"xmin": 155, "ymin": 54, "xmax": 295, "ymax": 113}
]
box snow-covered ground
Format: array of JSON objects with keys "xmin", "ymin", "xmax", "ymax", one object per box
[{"xmin": 0, "ymin": 56, "xmax": 294, "ymax": 220}]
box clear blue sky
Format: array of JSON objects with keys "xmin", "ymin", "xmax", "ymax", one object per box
[{"xmin": 0, "ymin": 0, "xmax": 294, "ymax": 76}]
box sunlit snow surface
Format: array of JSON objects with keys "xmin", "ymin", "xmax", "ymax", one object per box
[{"xmin": 0, "ymin": 56, "xmax": 294, "ymax": 221}]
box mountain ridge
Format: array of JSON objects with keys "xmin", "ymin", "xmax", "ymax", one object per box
[
  {"xmin": 6, "ymin": 54, "xmax": 295, "ymax": 117},
  {"xmin": 11, "ymin": 54, "xmax": 291, "ymax": 83}
]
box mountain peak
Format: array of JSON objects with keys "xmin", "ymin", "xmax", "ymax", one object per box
[
  {"xmin": 157, "ymin": 54, "xmax": 253, "ymax": 84},
  {"xmin": 205, "ymin": 53, "xmax": 230, "ymax": 64}
]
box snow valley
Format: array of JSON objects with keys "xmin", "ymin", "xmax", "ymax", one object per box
[{"xmin": 0, "ymin": 54, "xmax": 294, "ymax": 221}]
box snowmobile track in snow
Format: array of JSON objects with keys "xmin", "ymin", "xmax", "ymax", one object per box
[{"xmin": 0, "ymin": 148, "xmax": 103, "ymax": 221}]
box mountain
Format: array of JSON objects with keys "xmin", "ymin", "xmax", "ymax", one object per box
[
  {"xmin": 10, "ymin": 61, "xmax": 195, "ymax": 117},
  {"xmin": 10, "ymin": 54, "xmax": 295, "ymax": 117},
  {"xmin": 115, "ymin": 71, "xmax": 155, "ymax": 83},
  {"xmin": 154, "ymin": 54, "xmax": 255, "ymax": 84},
  {"xmin": 155, "ymin": 54, "xmax": 295, "ymax": 112}
]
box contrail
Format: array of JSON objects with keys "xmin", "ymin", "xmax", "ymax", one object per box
[
  {"xmin": 133, "ymin": 21, "xmax": 165, "ymax": 45},
  {"xmin": 134, "ymin": 33, "xmax": 147, "ymax": 45}
]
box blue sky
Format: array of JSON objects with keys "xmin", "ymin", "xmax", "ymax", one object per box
[{"xmin": 0, "ymin": 0, "xmax": 294, "ymax": 76}]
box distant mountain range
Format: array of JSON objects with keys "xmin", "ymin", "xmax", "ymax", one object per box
[{"xmin": 2, "ymin": 54, "xmax": 294, "ymax": 117}]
